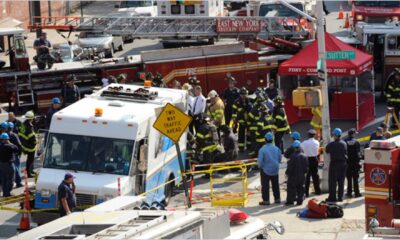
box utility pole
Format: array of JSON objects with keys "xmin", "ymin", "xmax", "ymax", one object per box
[{"xmin": 316, "ymin": 0, "xmax": 331, "ymax": 192}]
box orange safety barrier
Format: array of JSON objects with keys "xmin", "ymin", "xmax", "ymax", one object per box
[
  {"xmin": 18, "ymin": 171, "xmax": 31, "ymax": 231},
  {"xmin": 28, "ymin": 16, "xmax": 82, "ymax": 31}
]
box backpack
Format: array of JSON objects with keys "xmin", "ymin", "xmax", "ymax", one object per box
[
  {"xmin": 327, "ymin": 204, "xmax": 344, "ymax": 218},
  {"xmin": 307, "ymin": 198, "xmax": 328, "ymax": 215}
]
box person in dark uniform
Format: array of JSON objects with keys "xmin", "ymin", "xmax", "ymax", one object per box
[
  {"xmin": 46, "ymin": 97, "xmax": 62, "ymax": 129},
  {"xmin": 7, "ymin": 122, "xmax": 23, "ymax": 188},
  {"xmin": 0, "ymin": 133, "xmax": 19, "ymax": 197},
  {"xmin": 365, "ymin": 127, "xmax": 386, "ymax": 148},
  {"xmin": 386, "ymin": 68, "xmax": 400, "ymax": 123},
  {"xmin": 196, "ymin": 114, "xmax": 218, "ymax": 164},
  {"xmin": 33, "ymin": 32, "xmax": 51, "ymax": 59},
  {"xmin": 7, "ymin": 112, "xmax": 22, "ymax": 134},
  {"xmin": 61, "ymin": 74, "xmax": 80, "ymax": 107},
  {"xmin": 222, "ymin": 77, "xmax": 240, "ymax": 126},
  {"xmin": 284, "ymin": 131, "xmax": 301, "ymax": 159},
  {"xmin": 214, "ymin": 125, "xmax": 238, "ymax": 163},
  {"xmin": 325, "ymin": 128, "xmax": 348, "ymax": 202},
  {"xmin": 232, "ymin": 87, "xmax": 251, "ymax": 151},
  {"xmin": 285, "ymin": 140, "xmax": 308, "ymax": 206},
  {"xmin": 273, "ymin": 96, "xmax": 290, "ymax": 152},
  {"xmin": 58, "ymin": 173, "xmax": 76, "ymax": 217},
  {"xmin": 18, "ymin": 111, "xmax": 37, "ymax": 178},
  {"xmin": 264, "ymin": 79, "xmax": 279, "ymax": 100},
  {"xmin": 345, "ymin": 128, "xmax": 362, "ymax": 198}
]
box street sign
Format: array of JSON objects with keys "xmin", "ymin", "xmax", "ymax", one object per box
[
  {"xmin": 326, "ymin": 51, "xmax": 355, "ymax": 60},
  {"xmin": 216, "ymin": 18, "xmax": 261, "ymax": 33},
  {"xmin": 153, "ymin": 103, "xmax": 192, "ymax": 143}
]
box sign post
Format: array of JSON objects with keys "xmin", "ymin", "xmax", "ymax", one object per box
[{"xmin": 153, "ymin": 103, "xmax": 193, "ymax": 208}]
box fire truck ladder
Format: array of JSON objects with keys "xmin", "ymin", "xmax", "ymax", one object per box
[
  {"xmin": 90, "ymin": 214, "xmax": 167, "ymax": 239},
  {"xmin": 14, "ymin": 73, "xmax": 35, "ymax": 107},
  {"xmin": 28, "ymin": 16, "xmax": 310, "ymax": 39}
]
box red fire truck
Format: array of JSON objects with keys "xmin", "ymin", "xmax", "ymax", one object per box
[
  {"xmin": 364, "ymin": 138, "xmax": 400, "ymax": 238},
  {"xmin": 0, "ymin": 30, "xmax": 279, "ymax": 113},
  {"xmin": 353, "ymin": 1, "xmax": 400, "ymax": 26}
]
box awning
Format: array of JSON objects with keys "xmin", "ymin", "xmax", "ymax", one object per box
[{"xmin": 278, "ymin": 33, "xmax": 373, "ymax": 76}]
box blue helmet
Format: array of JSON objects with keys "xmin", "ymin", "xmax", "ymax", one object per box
[
  {"xmin": 52, "ymin": 97, "xmax": 61, "ymax": 104},
  {"xmin": 265, "ymin": 132, "xmax": 274, "ymax": 141},
  {"xmin": 0, "ymin": 122, "xmax": 8, "ymax": 129},
  {"xmin": 333, "ymin": 128, "xmax": 342, "ymax": 137},
  {"xmin": 292, "ymin": 140, "xmax": 301, "ymax": 148},
  {"xmin": 7, "ymin": 122, "xmax": 14, "ymax": 129},
  {"xmin": 0, "ymin": 133, "xmax": 9, "ymax": 140},
  {"xmin": 291, "ymin": 131, "xmax": 301, "ymax": 140}
]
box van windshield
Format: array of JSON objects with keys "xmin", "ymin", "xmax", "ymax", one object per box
[
  {"xmin": 120, "ymin": 1, "xmax": 152, "ymax": 8},
  {"xmin": 44, "ymin": 133, "xmax": 134, "ymax": 175},
  {"xmin": 259, "ymin": 3, "xmax": 303, "ymax": 18}
]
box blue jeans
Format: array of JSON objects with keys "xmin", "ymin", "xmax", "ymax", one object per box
[
  {"xmin": 14, "ymin": 155, "xmax": 22, "ymax": 186},
  {"xmin": 0, "ymin": 162, "xmax": 15, "ymax": 197}
]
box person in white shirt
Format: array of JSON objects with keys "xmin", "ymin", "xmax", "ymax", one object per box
[
  {"xmin": 301, "ymin": 129, "xmax": 321, "ymax": 197},
  {"xmin": 191, "ymin": 86, "xmax": 206, "ymax": 132}
]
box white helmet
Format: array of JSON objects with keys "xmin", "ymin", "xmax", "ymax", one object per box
[
  {"xmin": 208, "ymin": 90, "xmax": 218, "ymax": 98},
  {"xmin": 24, "ymin": 111, "xmax": 35, "ymax": 119}
]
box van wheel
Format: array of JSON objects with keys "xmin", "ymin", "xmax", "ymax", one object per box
[{"xmin": 163, "ymin": 179, "xmax": 174, "ymax": 206}]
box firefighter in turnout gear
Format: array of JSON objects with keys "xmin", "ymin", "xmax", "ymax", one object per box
[
  {"xmin": 19, "ymin": 111, "xmax": 37, "ymax": 178},
  {"xmin": 207, "ymin": 90, "xmax": 225, "ymax": 139},
  {"xmin": 196, "ymin": 114, "xmax": 219, "ymax": 164},
  {"xmin": 273, "ymin": 96, "xmax": 290, "ymax": 151},
  {"xmin": 310, "ymin": 107, "xmax": 322, "ymax": 140},
  {"xmin": 386, "ymin": 68, "xmax": 400, "ymax": 122},
  {"xmin": 232, "ymin": 87, "xmax": 252, "ymax": 152}
]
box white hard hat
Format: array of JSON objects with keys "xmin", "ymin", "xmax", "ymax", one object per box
[
  {"xmin": 24, "ymin": 111, "xmax": 35, "ymax": 119},
  {"xmin": 208, "ymin": 90, "xmax": 218, "ymax": 98}
]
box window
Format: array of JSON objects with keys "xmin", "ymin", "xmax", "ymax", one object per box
[
  {"xmin": 259, "ymin": 3, "xmax": 303, "ymax": 18},
  {"xmin": 171, "ymin": 5, "xmax": 181, "ymax": 14},
  {"xmin": 387, "ymin": 36, "xmax": 400, "ymax": 50},
  {"xmin": 44, "ymin": 133, "xmax": 134, "ymax": 175},
  {"xmin": 185, "ymin": 5, "xmax": 195, "ymax": 14},
  {"xmin": 119, "ymin": 1, "xmax": 153, "ymax": 8},
  {"xmin": 354, "ymin": 1, "xmax": 400, "ymax": 7},
  {"xmin": 15, "ymin": 37, "xmax": 27, "ymax": 57}
]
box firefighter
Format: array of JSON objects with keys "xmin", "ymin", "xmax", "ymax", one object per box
[
  {"xmin": 248, "ymin": 98, "xmax": 263, "ymax": 157},
  {"xmin": 222, "ymin": 77, "xmax": 240, "ymax": 127},
  {"xmin": 232, "ymin": 87, "xmax": 252, "ymax": 152},
  {"xmin": 310, "ymin": 107, "xmax": 322, "ymax": 140},
  {"xmin": 273, "ymin": 96, "xmax": 290, "ymax": 152},
  {"xmin": 285, "ymin": 140, "xmax": 308, "ymax": 206},
  {"xmin": 386, "ymin": 68, "xmax": 400, "ymax": 123},
  {"xmin": 207, "ymin": 90, "xmax": 225, "ymax": 139},
  {"xmin": 19, "ymin": 111, "xmax": 37, "ymax": 178},
  {"xmin": 255, "ymin": 104, "xmax": 276, "ymax": 157},
  {"xmin": 196, "ymin": 114, "xmax": 219, "ymax": 164},
  {"xmin": 265, "ymin": 79, "xmax": 279, "ymax": 100},
  {"xmin": 345, "ymin": 128, "xmax": 362, "ymax": 198}
]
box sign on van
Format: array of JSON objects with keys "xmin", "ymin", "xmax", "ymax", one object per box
[{"xmin": 153, "ymin": 103, "xmax": 192, "ymax": 143}]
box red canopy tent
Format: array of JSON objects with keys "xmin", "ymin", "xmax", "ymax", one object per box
[{"xmin": 278, "ymin": 33, "xmax": 374, "ymax": 130}]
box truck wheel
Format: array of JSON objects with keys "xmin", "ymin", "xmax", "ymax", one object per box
[{"xmin": 163, "ymin": 178, "xmax": 174, "ymax": 206}]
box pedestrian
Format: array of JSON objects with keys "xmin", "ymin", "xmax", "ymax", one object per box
[
  {"xmin": 7, "ymin": 112, "xmax": 22, "ymax": 134},
  {"xmin": 264, "ymin": 79, "xmax": 279, "ymax": 100},
  {"xmin": 18, "ymin": 111, "xmax": 37, "ymax": 178},
  {"xmin": 207, "ymin": 90, "xmax": 225, "ymax": 138},
  {"xmin": 325, "ymin": 128, "xmax": 348, "ymax": 202},
  {"xmin": 222, "ymin": 77, "xmax": 240, "ymax": 127},
  {"xmin": 58, "ymin": 173, "xmax": 76, "ymax": 217},
  {"xmin": 33, "ymin": 32, "xmax": 51, "ymax": 60},
  {"xmin": 191, "ymin": 86, "xmax": 206, "ymax": 133},
  {"xmin": 232, "ymin": 87, "xmax": 251, "ymax": 152},
  {"xmin": 258, "ymin": 132, "xmax": 281, "ymax": 205},
  {"xmin": 345, "ymin": 128, "xmax": 362, "ymax": 198},
  {"xmin": 61, "ymin": 74, "xmax": 80, "ymax": 107},
  {"xmin": 46, "ymin": 97, "xmax": 62, "ymax": 129},
  {"xmin": 273, "ymin": 96, "xmax": 290, "ymax": 152},
  {"xmin": 0, "ymin": 133, "xmax": 19, "ymax": 197},
  {"xmin": 301, "ymin": 129, "xmax": 321, "ymax": 197},
  {"xmin": 284, "ymin": 131, "xmax": 301, "ymax": 159},
  {"xmin": 214, "ymin": 125, "xmax": 238, "ymax": 163},
  {"xmin": 285, "ymin": 140, "xmax": 308, "ymax": 206},
  {"xmin": 386, "ymin": 68, "xmax": 400, "ymax": 125},
  {"xmin": 7, "ymin": 122, "xmax": 22, "ymax": 188}
]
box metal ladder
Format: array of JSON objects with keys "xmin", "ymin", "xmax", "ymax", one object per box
[
  {"xmin": 15, "ymin": 73, "xmax": 35, "ymax": 107},
  {"xmin": 91, "ymin": 214, "xmax": 167, "ymax": 240}
]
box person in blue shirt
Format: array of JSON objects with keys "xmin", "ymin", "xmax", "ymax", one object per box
[{"xmin": 258, "ymin": 132, "xmax": 282, "ymax": 205}]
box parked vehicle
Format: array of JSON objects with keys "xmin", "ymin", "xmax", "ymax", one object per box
[
  {"xmin": 51, "ymin": 43, "xmax": 83, "ymax": 63},
  {"xmin": 75, "ymin": 31, "xmax": 124, "ymax": 58},
  {"xmin": 115, "ymin": 0, "xmax": 157, "ymax": 17}
]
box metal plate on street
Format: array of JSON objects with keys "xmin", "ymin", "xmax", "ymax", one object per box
[
  {"xmin": 216, "ymin": 19, "xmax": 261, "ymax": 33},
  {"xmin": 326, "ymin": 51, "xmax": 355, "ymax": 60},
  {"xmin": 153, "ymin": 103, "xmax": 192, "ymax": 143}
]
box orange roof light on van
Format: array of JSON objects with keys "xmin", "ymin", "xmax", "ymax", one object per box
[
  {"xmin": 95, "ymin": 108, "xmax": 103, "ymax": 117},
  {"xmin": 144, "ymin": 80, "xmax": 152, "ymax": 88}
]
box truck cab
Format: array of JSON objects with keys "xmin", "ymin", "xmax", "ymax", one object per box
[
  {"xmin": 33, "ymin": 84, "xmax": 188, "ymax": 224},
  {"xmin": 0, "ymin": 27, "xmax": 29, "ymax": 71},
  {"xmin": 115, "ymin": 0, "xmax": 157, "ymax": 17}
]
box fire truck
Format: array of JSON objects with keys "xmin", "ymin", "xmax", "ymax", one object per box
[
  {"xmin": 364, "ymin": 138, "xmax": 400, "ymax": 239},
  {"xmin": 352, "ymin": 1, "xmax": 400, "ymax": 26},
  {"xmin": 355, "ymin": 21, "xmax": 400, "ymax": 93}
]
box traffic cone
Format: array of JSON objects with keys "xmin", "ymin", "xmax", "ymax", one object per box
[
  {"xmin": 338, "ymin": 4, "xmax": 344, "ymax": 19},
  {"xmin": 343, "ymin": 13, "xmax": 350, "ymax": 28},
  {"xmin": 18, "ymin": 170, "xmax": 31, "ymax": 231},
  {"xmin": 17, "ymin": 212, "xmax": 31, "ymax": 231},
  {"xmin": 350, "ymin": 7, "xmax": 354, "ymax": 18}
]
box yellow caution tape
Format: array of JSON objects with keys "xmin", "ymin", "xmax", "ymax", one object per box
[{"xmin": 356, "ymin": 129, "xmax": 400, "ymax": 143}]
